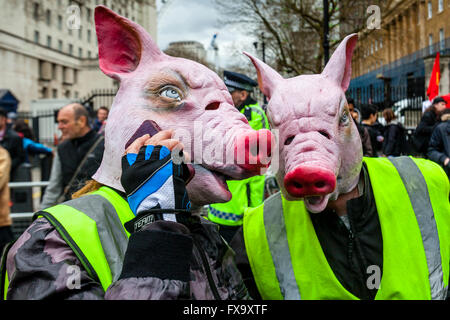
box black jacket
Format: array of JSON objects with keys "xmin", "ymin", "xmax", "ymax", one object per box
[
  {"xmin": 413, "ymin": 110, "xmax": 439, "ymax": 155},
  {"xmin": 57, "ymin": 130, "xmax": 104, "ymax": 198},
  {"xmin": 0, "ymin": 128, "xmax": 25, "ymax": 179},
  {"xmin": 382, "ymin": 121, "xmax": 407, "ymax": 157},
  {"xmin": 355, "ymin": 120, "xmax": 373, "ymax": 157},
  {"xmin": 427, "ymin": 119, "xmax": 450, "ymax": 178},
  {"xmin": 362, "ymin": 123, "xmax": 384, "ymax": 156}
]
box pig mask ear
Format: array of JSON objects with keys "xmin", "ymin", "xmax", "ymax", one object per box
[
  {"xmin": 94, "ymin": 5, "xmax": 162, "ymax": 80},
  {"xmin": 321, "ymin": 33, "xmax": 358, "ymax": 92},
  {"xmin": 243, "ymin": 52, "xmax": 283, "ymax": 100}
]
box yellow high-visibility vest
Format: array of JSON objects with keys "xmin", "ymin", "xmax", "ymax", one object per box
[{"xmin": 244, "ymin": 157, "xmax": 450, "ymax": 300}]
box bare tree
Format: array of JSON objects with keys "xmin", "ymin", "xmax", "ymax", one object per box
[{"xmin": 214, "ymin": 0, "xmax": 397, "ymax": 75}]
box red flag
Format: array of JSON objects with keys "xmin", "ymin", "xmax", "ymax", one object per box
[
  {"xmin": 442, "ymin": 93, "xmax": 450, "ymax": 108},
  {"xmin": 427, "ymin": 52, "xmax": 440, "ymax": 101}
]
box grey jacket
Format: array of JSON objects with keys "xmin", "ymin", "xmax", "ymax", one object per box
[{"xmin": 39, "ymin": 153, "xmax": 63, "ymax": 210}]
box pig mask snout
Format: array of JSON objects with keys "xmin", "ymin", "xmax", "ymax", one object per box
[
  {"xmin": 284, "ymin": 166, "xmax": 336, "ymax": 198},
  {"xmin": 234, "ymin": 129, "xmax": 273, "ymax": 175}
]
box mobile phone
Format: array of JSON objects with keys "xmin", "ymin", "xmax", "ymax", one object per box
[{"xmin": 125, "ymin": 120, "xmax": 162, "ymax": 149}]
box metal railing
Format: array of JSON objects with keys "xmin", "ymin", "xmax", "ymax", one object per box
[
  {"xmin": 8, "ymin": 180, "xmax": 50, "ymax": 239},
  {"xmin": 16, "ymin": 89, "xmax": 117, "ymax": 145},
  {"xmin": 9, "ymin": 181, "xmax": 50, "ymax": 189}
]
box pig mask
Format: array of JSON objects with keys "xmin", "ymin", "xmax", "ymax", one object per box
[
  {"xmin": 245, "ymin": 34, "xmax": 362, "ymax": 213},
  {"xmin": 92, "ymin": 6, "xmax": 272, "ymax": 206}
]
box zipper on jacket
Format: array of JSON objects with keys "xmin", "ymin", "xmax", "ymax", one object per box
[
  {"xmin": 192, "ymin": 237, "xmax": 222, "ymax": 300},
  {"xmin": 347, "ymin": 213, "xmax": 376, "ymax": 300}
]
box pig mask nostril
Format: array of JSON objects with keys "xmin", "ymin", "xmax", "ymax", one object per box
[
  {"xmin": 284, "ymin": 136, "xmax": 295, "ymax": 146},
  {"xmin": 315, "ymin": 181, "xmax": 326, "ymax": 188},
  {"xmin": 205, "ymin": 102, "xmax": 220, "ymax": 111},
  {"xmin": 293, "ymin": 182, "xmax": 303, "ymax": 189},
  {"xmin": 319, "ymin": 130, "xmax": 331, "ymax": 140}
]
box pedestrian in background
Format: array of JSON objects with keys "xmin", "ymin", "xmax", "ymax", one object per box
[
  {"xmin": 0, "ymin": 145, "xmax": 12, "ymax": 251},
  {"xmin": 348, "ymin": 100, "xmax": 373, "ymax": 157},
  {"xmin": 427, "ymin": 108, "xmax": 450, "ymax": 179},
  {"xmin": 0, "ymin": 108, "xmax": 25, "ymax": 179},
  {"xmin": 13, "ymin": 119, "xmax": 53, "ymax": 163},
  {"xmin": 413, "ymin": 96, "xmax": 447, "ymax": 157},
  {"xmin": 361, "ymin": 104, "xmax": 384, "ymax": 156},
  {"xmin": 93, "ymin": 106, "xmax": 109, "ymax": 134},
  {"xmin": 40, "ymin": 103, "xmax": 104, "ymax": 209},
  {"xmin": 382, "ymin": 108, "xmax": 407, "ymax": 157}
]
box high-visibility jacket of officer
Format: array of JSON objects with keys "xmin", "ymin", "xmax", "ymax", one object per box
[{"xmin": 207, "ymin": 70, "xmax": 269, "ymax": 243}]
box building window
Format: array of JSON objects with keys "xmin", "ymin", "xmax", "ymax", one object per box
[
  {"xmin": 440, "ymin": 29, "xmax": 445, "ymax": 50},
  {"xmin": 375, "ymin": 40, "xmax": 378, "ymax": 51},
  {"xmin": 88, "ymin": 50, "xmax": 91, "ymax": 58},
  {"xmin": 52, "ymin": 64, "xmax": 57, "ymax": 80},
  {"xmin": 428, "ymin": 1, "xmax": 433, "ymax": 19},
  {"xmin": 380, "ymin": 38, "xmax": 383, "ymax": 48},
  {"xmin": 52, "ymin": 89, "xmax": 58, "ymax": 98},
  {"xmin": 47, "ymin": 35, "xmax": 52, "ymax": 48},
  {"xmin": 42, "ymin": 87, "xmax": 48, "ymax": 99},
  {"xmin": 65, "ymin": 90, "xmax": 71, "ymax": 99},
  {"xmin": 33, "ymin": 2, "xmax": 40, "ymax": 20},
  {"xmin": 58, "ymin": 15, "xmax": 63, "ymax": 30},
  {"xmin": 438, "ymin": 0, "xmax": 444, "ymax": 12},
  {"xmin": 69, "ymin": 44, "xmax": 73, "ymax": 55},
  {"xmin": 79, "ymin": 48, "xmax": 83, "ymax": 58},
  {"xmin": 87, "ymin": 29, "xmax": 91, "ymax": 43},
  {"xmin": 46, "ymin": 9, "xmax": 51, "ymax": 26},
  {"xmin": 34, "ymin": 31, "xmax": 40, "ymax": 43},
  {"xmin": 79, "ymin": 26, "xmax": 82, "ymax": 40},
  {"xmin": 429, "ymin": 34, "xmax": 434, "ymax": 54},
  {"xmin": 58, "ymin": 40, "xmax": 63, "ymax": 51},
  {"xmin": 86, "ymin": 8, "xmax": 92, "ymax": 21}
]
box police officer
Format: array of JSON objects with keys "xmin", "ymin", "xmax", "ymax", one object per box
[{"xmin": 207, "ymin": 71, "xmax": 269, "ymax": 243}]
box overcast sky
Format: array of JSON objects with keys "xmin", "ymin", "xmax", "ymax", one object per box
[{"xmin": 156, "ymin": 0, "xmax": 259, "ymax": 69}]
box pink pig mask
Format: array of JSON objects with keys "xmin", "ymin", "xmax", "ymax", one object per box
[
  {"xmin": 92, "ymin": 6, "xmax": 273, "ymax": 206},
  {"xmin": 245, "ymin": 34, "xmax": 362, "ymax": 213}
]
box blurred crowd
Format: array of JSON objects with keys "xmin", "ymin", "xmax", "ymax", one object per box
[
  {"xmin": 0, "ymin": 105, "xmax": 108, "ymax": 250},
  {"xmin": 347, "ymin": 96, "xmax": 450, "ymax": 180}
]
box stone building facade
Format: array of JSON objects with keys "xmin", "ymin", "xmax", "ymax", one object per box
[
  {"xmin": 0, "ymin": 0, "xmax": 157, "ymax": 112},
  {"xmin": 348, "ymin": 0, "xmax": 450, "ymax": 106}
]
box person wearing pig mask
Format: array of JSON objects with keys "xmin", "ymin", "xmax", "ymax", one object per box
[
  {"xmin": 229, "ymin": 34, "xmax": 450, "ymax": 300},
  {"xmin": 0, "ymin": 6, "xmax": 278, "ymax": 300}
]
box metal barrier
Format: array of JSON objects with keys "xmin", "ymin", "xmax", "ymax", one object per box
[{"xmin": 8, "ymin": 181, "xmax": 50, "ymax": 239}]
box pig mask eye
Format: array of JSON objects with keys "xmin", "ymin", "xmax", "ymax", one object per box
[
  {"xmin": 159, "ymin": 86, "xmax": 182, "ymax": 101},
  {"xmin": 339, "ymin": 109, "xmax": 350, "ymax": 126}
]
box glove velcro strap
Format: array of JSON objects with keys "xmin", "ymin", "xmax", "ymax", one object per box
[{"xmin": 124, "ymin": 208, "xmax": 192, "ymax": 233}]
